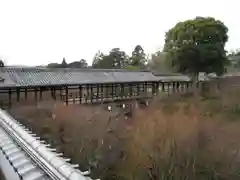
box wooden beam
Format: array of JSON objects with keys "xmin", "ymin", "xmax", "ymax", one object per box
[
  {"xmin": 144, "ymin": 82, "xmax": 147, "ymax": 96},
  {"xmin": 162, "ymin": 82, "xmax": 165, "ymax": 92},
  {"xmin": 101, "ymin": 84, "xmax": 104, "ymax": 102},
  {"xmin": 90, "ymin": 84, "xmax": 93, "ymax": 103},
  {"xmin": 53, "ymin": 87, "xmax": 56, "ymax": 100},
  {"xmin": 152, "ymin": 82, "xmax": 155, "ymax": 95},
  {"xmin": 25, "ymin": 88, "xmax": 28, "ymax": 100},
  {"xmin": 156, "ymin": 82, "xmax": 160, "ymax": 96},
  {"xmin": 129, "ymin": 83, "xmax": 133, "ymax": 98},
  {"xmin": 8, "ymin": 88, "xmax": 12, "ymax": 108},
  {"xmin": 172, "ymin": 82, "xmax": 176, "ymax": 92},
  {"xmin": 79, "ymin": 85, "xmax": 82, "ymax": 104},
  {"xmin": 65, "ymin": 86, "xmax": 68, "ymax": 105},
  {"xmin": 120, "ymin": 83, "xmax": 124, "ymax": 99},
  {"xmin": 136, "ymin": 83, "xmax": 140, "ymax": 96},
  {"xmin": 96, "ymin": 84, "xmax": 99, "ymax": 100},
  {"xmin": 111, "ymin": 84, "xmax": 114, "ymax": 99},
  {"xmin": 40, "ymin": 87, "xmax": 43, "ymax": 100},
  {"xmin": 86, "ymin": 84, "xmax": 89, "ymax": 103},
  {"xmin": 16, "ymin": 87, "xmax": 20, "ymax": 102},
  {"xmin": 34, "ymin": 88, "xmax": 38, "ymax": 101}
]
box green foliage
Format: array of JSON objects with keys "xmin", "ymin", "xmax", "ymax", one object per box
[
  {"xmin": 92, "ymin": 46, "xmax": 149, "ymax": 69},
  {"xmin": 109, "ymin": 48, "xmax": 129, "ymax": 68},
  {"xmin": 92, "ymin": 48, "xmax": 129, "ymax": 69},
  {"xmin": 47, "ymin": 58, "xmax": 88, "ymax": 68},
  {"xmin": 92, "ymin": 51, "xmax": 105, "ymax": 68},
  {"xmin": 0, "ymin": 60, "xmax": 4, "ymax": 67},
  {"xmin": 47, "ymin": 63, "xmax": 61, "ymax": 68},
  {"xmin": 227, "ymin": 49, "xmax": 240, "ymax": 69},
  {"xmin": 68, "ymin": 59, "xmax": 88, "ymax": 68},
  {"xmin": 164, "ymin": 17, "xmax": 229, "ymax": 78},
  {"xmin": 148, "ymin": 51, "xmax": 171, "ymax": 72},
  {"xmin": 129, "ymin": 45, "xmax": 146, "ymax": 67},
  {"xmin": 124, "ymin": 65, "xmax": 138, "ymax": 70}
]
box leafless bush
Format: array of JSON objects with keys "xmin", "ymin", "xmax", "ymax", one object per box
[{"xmin": 8, "ymin": 86, "xmax": 240, "ymax": 180}]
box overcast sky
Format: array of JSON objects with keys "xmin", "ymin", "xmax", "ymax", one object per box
[{"xmin": 0, "ymin": 0, "xmax": 238, "ymax": 66}]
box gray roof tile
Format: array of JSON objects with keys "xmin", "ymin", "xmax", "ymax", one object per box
[{"xmin": 0, "ymin": 67, "xmax": 159, "ymax": 88}]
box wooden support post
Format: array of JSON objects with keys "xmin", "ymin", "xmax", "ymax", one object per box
[
  {"xmin": 152, "ymin": 82, "xmax": 155, "ymax": 96},
  {"xmin": 115, "ymin": 84, "xmax": 118, "ymax": 99},
  {"xmin": 8, "ymin": 89, "xmax": 12, "ymax": 108},
  {"xmin": 156, "ymin": 82, "xmax": 160, "ymax": 96},
  {"xmin": 50, "ymin": 88, "xmax": 53, "ymax": 98},
  {"xmin": 182, "ymin": 83, "xmax": 185, "ymax": 92},
  {"xmin": 16, "ymin": 87, "xmax": 20, "ymax": 102},
  {"xmin": 120, "ymin": 84, "xmax": 124, "ymax": 99},
  {"xmin": 65, "ymin": 86, "xmax": 68, "ymax": 105},
  {"xmin": 96, "ymin": 84, "xmax": 99, "ymax": 100},
  {"xmin": 39, "ymin": 87, "xmax": 43, "ymax": 100},
  {"xmin": 129, "ymin": 83, "xmax": 133, "ymax": 99},
  {"xmin": 53, "ymin": 87, "xmax": 56, "ymax": 100},
  {"xmin": 184, "ymin": 82, "xmax": 187, "ymax": 92},
  {"xmin": 106, "ymin": 84, "xmax": 109, "ymax": 99},
  {"xmin": 144, "ymin": 82, "xmax": 147, "ymax": 97},
  {"xmin": 90, "ymin": 84, "xmax": 93, "ymax": 103},
  {"xmin": 186, "ymin": 82, "xmax": 189, "ymax": 91},
  {"xmin": 60, "ymin": 88, "xmax": 62, "ymax": 100},
  {"xmin": 162, "ymin": 82, "xmax": 165, "ymax": 92},
  {"xmin": 117, "ymin": 84, "xmax": 119, "ymax": 99},
  {"xmin": 86, "ymin": 84, "xmax": 89, "ymax": 103},
  {"xmin": 167, "ymin": 82, "xmax": 170, "ymax": 96},
  {"xmin": 25, "ymin": 88, "xmax": 27, "ymax": 100},
  {"xmin": 172, "ymin": 82, "xmax": 175, "ymax": 92},
  {"xmin": 139, "ymin": 83, "xmax": 142, "ymax": 95},
  {"xmin": 100, "ymin": 84, "xmax": 104, "ymax": 102},
  {"xmin": 79, "ymin": 85, "xmax": 82, "ymax": 104},
  {"xmin": 111, "ymin": 84, "xmax": 114, "ymax": 100},
  {"xmin": 136, "ymin": 83, "xmax": 140, "ymax": 97},
  {"xmin": 176, "ymin": 82, "xmax": 180, "ymax": 92},
  {"xmin": 34, "ymin": 88, "xmax": 38, "ymax": 101}
]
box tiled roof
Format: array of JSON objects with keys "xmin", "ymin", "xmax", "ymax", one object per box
[
  {"xmin": 155, "ymin": 75, "xmax": 191, "ymax": 82},
  {"xmin": 0, "ymin": 67, "xmax": 160, "ymax": 88}
]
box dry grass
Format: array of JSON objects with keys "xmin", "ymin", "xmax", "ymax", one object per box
[{"xmin": 8, "ymin": 84, "xmax": 240, "ymax": 180}]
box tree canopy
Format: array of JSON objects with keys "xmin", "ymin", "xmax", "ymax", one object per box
[
  {"xmin": 47, "ymin": 58, "xmax": 88, "ymax": 68},
  {"xmin": 164, "ymin": 17, "xmax": 229, "ymax": 78},
  {"xmin": 130, "ymin": 45, "xmax": 146, "ymax": 67},
  {"xmin": 148, "ymin": 51, "xmax": 171, "ymax": 72},
  {"xmin": 0, "ymin": 60, "xmax": 4, "ymax": 67},
  {"xmin": 92, "ymin": 46, "xmax": 148, "ymax": 69}
]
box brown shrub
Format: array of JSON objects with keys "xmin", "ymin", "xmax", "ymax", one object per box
[{"xmin": 9, "ymin": 87, "xmax": 240, "ymax": 180}]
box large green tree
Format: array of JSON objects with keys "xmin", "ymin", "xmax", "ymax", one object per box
[
  {"xmin": 130, "ymin": 45, "xmax": 146, "ymax": 67},
  {"xmin": 0, "ymin": 60, "xmax": 4, "ymax": 67},
  {"xmin": 68, "ymin": 59, "xmax": 88, "ymax": 68},
  {"xmin": 92, "ymin": 51, "xmax": 105, "ymax": 68},
  {"xmin": 164, "ymin": 17, "xmax": 229, "ymax": 82},
  {"xmin": 228, "ymin": 49, "xmax": 240, "ymax": 68},
  {"xmin": 47, "ymin": 58, "xmax": 88, "ymax": 68},
  {"xmin": 148, "ymin": 51, "xmax": 171, "ymax": 72},
  {"xmin": 109, "ymin": 48, "xmax": 129, "ymax": 68},
  {"xmin": 92, "ymin": 48, "xmax": 129, "ymax": 69}
]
